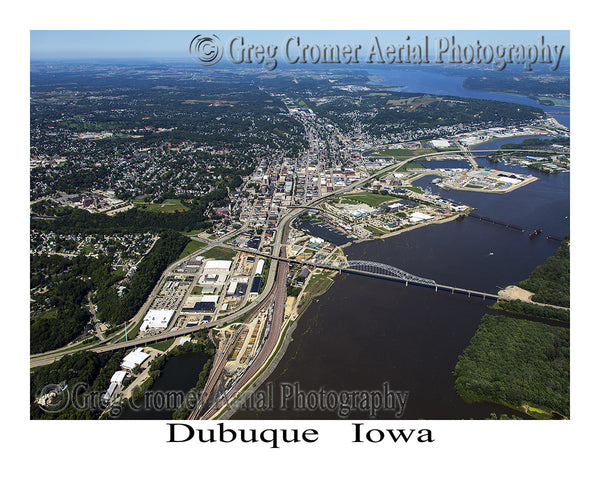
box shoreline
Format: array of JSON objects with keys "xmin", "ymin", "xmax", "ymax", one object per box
[
  {"xmin": 447, "ymin": 174, "xmax": 538, "ymax": 194},
  {"xmin": 351, "ymin": 213, "xmax": 462, "ymax": 246}
]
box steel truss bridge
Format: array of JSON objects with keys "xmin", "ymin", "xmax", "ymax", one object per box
[
  {"xmin": 235, "ymin": 248, "xmax": 498, "ymax": 300},
  {"xmin": 337, "ymin": 260, "xmax": 436, "ymax": 286}
]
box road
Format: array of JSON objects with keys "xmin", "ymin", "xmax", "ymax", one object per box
[
  {"xmin": 190, "ymin": 223, "xmax": 290, "ymax": 419},
  {"xmin": 30, "ymin": 146, "xmax": 568, "ymax": 370}
]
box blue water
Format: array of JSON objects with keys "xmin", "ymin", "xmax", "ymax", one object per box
[
  {"xmin": 297, "ymin": 219, "xmax": 353, "ymax": 246},
  {"xmin": 367, "ymin": 68, "xmax": 570, "ymax": 128}
]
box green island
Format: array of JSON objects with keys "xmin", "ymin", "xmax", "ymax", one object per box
[
  {"xmin": 453, "ymin": 314, "xmax": 569, "ymax": 419},
  {"xmin": 518, "ymin": 236, "xmax": 570, "ymax": 307},
  {"xmin": 454, "ymin": 237, "xmax": 570, "ymax": 418}
]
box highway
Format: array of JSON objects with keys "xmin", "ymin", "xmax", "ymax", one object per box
[{"xmin": 30, "ymin": 146, "xmax": 568, "ymax": 369}]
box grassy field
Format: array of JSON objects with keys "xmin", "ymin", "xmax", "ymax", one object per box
[
  {"xmin": 134, "ymin": 198, "xmax": 190, "ymax": 213},
  {"xmin": 203, "ymin": 246, "xmax": 236, "ymax": 261},
  {"xmin": 191, "ymin": 286, "xmax": 204, "ymax": 296},
  {"xmin": 151, "ymin": 338, "xmax": 175, "ymax": 352},
  {"xmin": 303, "ymin": 271, "xmax": 334, "ymax": 299},
  {"xmin": 341, "ymin": 192, "xmax": 399, "ymax": 207},
  {"xmin": 177, "ymin": 239, "xmax": 207, "ymax": 261},
  {"xmin": 375, "ymin": 148, "xmax": 436, "ymax": 159},
  {"xmin": 364, "ymin": 224, "xmax": 388, "ymax": 236},
  {"xmin": 395, "ymin": 161, "xmax": 426, "ymax": 172},
  {"xmin": 183, "ymin": 229, "xmax": 207, "ymax": 236}
]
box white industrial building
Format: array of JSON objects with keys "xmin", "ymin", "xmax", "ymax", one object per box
[
  {"xmin": 200, "ymin": 294, "xmax": 220, "ymax": 303},
  {"xmin": 140, "ymin": 309, "xmax": 175, "ymax": 332},
  {"xmin": 200, "ymin": 260, "xmax": 233, "ymax": 285},
  {"xmin": 103, "ymin": 371, "xmax": 128, "ymax": 403},
  {"xmin": 500, "ymin": 177, "xmax": 522, "ymax": 185},
  {"xmin": 409, "ymin": 212, "xmax": 433, "ymax": 223},
  {"xmin": 110, "ymin": 370, "xmax": 127, "ymax": 385},
  {"xmin": 431, "ymin": 138, "xmax": 451, "ymax": 148},
  {"xmin": 121, "ymin": 348, "xmax": 150, "ymax": 371},
  {"xmin": 227, "ymin": 280, "xmax": 239, "ymax": 295},
  {"xmin": 204, "ymin": 260, "xmax": 232, "ymax": 271},
  {"xmin": 255, "ymin": 259, "xmax": 265, "ymax": 275}
]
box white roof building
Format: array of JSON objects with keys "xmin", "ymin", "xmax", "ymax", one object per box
[
  {"xmin": 255, "ymin": 259, "xmax": 265, "ymax": 275},
  {"xmin": 431, "ymin": 139, "xmax": 451, "ymax": 148},
  {"xmin": 200, "ymin": 295, "xmax": 220, "ymax": 303},
  {"xmin": 110, "ymin": 370, "xmax": 127, "ymax": 385},
  {"xmin": 204, "ymin": 260, "xmax": 232, "ymax": 271},
  {"xmin": 227, "ymin": 281, "xmax": 238, "ymax": 295},
  {"xmin": 103, "ymin": 382, "xmax": 118, "ymax": 403},
  {"xmin": 410, "ymin": 212, "xmax": 433, "ymax": 223},
  {"xmin": 140, "ymin": 309, "xmax": 175, "ymax": 332},
  {"xmin": 121, "ymin": 348, "xmax": 150, "ymax": 370}
]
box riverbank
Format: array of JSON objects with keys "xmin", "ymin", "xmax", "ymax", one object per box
[
  {"xmin": 214, "ymin": 309, "xmax": 300, "ymax": 419},
  {"xmin": 453, "ymin": 314, "xmax": 569, "ymax": 419},
  {"xmin": 352, "ymin": 212, "xmax": 462, "ymax": 245},
  {"xmin": 449, "ymin": 175, "xmax": 538, "ymax": 194},
  {"xmin": 214, "ymin": 257, "xmax": 344, "ymax": 419},
  {"xmin": 454, "ymin": 237, "xmax": 570, "ymax": 418}
]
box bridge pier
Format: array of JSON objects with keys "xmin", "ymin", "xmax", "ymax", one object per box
[
  {"xmin": 468, "ymin": 291, "xmax": 470, "ymax": 298},
  {"xmin": 405, "ymin": 280, "xmax": 408, "ymax": 287},
  {"xmin": 435, "ymin": 285, "xmax": 438, "ymax": 292},
  {"xmin": 451, "ymin": 288, "xmax": 454, "ymax": 294}
]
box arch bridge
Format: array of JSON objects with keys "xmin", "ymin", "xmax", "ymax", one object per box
[{"xmin": 337, "ymin": 260, "xmax": 436, "ymax": 286}]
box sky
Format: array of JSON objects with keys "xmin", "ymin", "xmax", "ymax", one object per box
[{"xmin": 30, "ymin": 30, "xmax": 570, "ymax": 61}]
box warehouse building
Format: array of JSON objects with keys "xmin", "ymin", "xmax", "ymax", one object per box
[
  {"xmin": 140, "ymin": 309, "xmax": 175, "ymax": 332},
  {"xmin": 249, "ymin": 276, "xmax": 262, "ymax": 295},
  {"xmin": 121, "ymin": 348, "xmax": 150, "ymax": 371}
]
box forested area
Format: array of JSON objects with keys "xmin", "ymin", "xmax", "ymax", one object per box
[
  {"xmin": 494, "ymin": 299, "xmax": 569, "ymax": 323},
  {"xmin": 30, "ymin": 254, "xmax": 121, "ymax": 353},
  {"xmin": 455, "ymin": 237, "xmax": 570, "ymax": 418},
  {"xmin": 308, "ymin": 90, "xmax": 544, "ymax": 137},
  {"xmin": 519, "ymin": 237, "xmax": 570, "ymax": 307},
  {"xmin": 31, "ymin": 231, "xmax": 192, "ymax": 353},
  {"xmin": 95, "ymin": 230, "xmax": 190, "ymax": 326},
  {"xmin": 368, "ymin": 98, "xmax": 543, "ymax": 131},
  {"xmin": 30, "ymin": 350, "xmax": 123, "ymax": 419},
  {"xmin": 123, "ymin": 331, "xmax": 215, "ymax": 419},
  {"xmin": 500, "ymin": 137, "xmax": 570, "ymax": 151},
  {"xmin": 454, "ymin": 314, "xmax": 569, "ymax": 418},
  {"xmin": 30, "ymin": 331, "xmax": 215, "ymax": 420},
  {"xmin": 31, "ymin": 193, "xmax": 224, "ymax": 235}
]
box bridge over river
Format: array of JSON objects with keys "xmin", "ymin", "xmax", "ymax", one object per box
[{"xmin": 236, "ymin": 248, "xmax": 500, "ymax": 301}]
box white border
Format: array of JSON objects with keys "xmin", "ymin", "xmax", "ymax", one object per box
[{"xmin": 6, "ymin": 1, "xmax": 597, "ymax": 477}]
